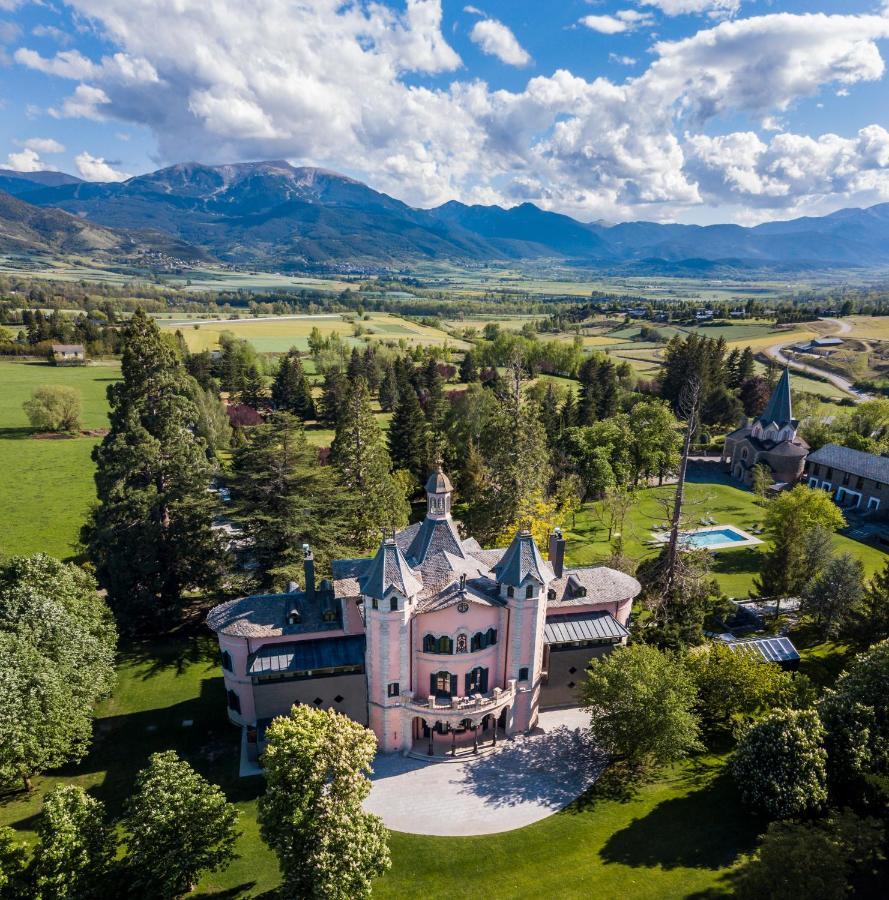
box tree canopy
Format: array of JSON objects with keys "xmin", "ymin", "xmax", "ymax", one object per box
[
  {"xmin": 258, "ymin": 706, "xmax": 390, "ymax": 900},
  {"xmin": 0, "ymin": 554, "xmax": 116, "ymax": 792}
]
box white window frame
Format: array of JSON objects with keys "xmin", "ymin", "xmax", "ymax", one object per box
[{"xmin": 868, "ymin": 497, "xmax": 881, "ymax": 511}]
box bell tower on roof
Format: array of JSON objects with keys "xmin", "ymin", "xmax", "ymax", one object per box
[{"xmin": 425, "ymin": 465, "xmax": 453, "ymax": 520}]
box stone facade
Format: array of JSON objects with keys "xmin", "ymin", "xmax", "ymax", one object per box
[{"xmin": 722, "ymin": 368, "xmax": 808, "ymax": 487}]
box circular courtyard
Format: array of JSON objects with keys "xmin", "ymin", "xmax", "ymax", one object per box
[{"xmin": 363, "ymin": 708, "xmax": 603, "ymax": 836}]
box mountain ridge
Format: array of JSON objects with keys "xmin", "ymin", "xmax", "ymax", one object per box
[{"xmin": 6, "ymin": 160, "xmax": 889, "ymax": 270}]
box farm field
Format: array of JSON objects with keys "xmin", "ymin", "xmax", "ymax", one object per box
[
  {"xmin": 566, "ymin": 476, "xmax": 888, "ymax": 598},
  {"xmin": 0, "ymin": 359, "xmax": 119, "ymax": 559},
  {"xmin": 842, "ymin": 315, "xmax": 889, "ymax": 341},
  {"xmin": 164, "ymin": 312, "xmax": 469, "ymax": 354}
]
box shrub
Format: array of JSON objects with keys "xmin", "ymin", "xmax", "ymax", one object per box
[{"xmin": 22, "ymin": 384, "xmax": 82, "ymax": 433}]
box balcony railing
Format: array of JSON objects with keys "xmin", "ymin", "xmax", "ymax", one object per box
[{"xmin": 399, "ymin": 680, "xmax": 516, "ymax": 716}]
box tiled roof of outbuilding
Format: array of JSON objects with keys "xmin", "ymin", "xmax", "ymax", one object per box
[
  {"xmin": 808, "ymin": 443, "xmax": 889, "ymax": 484},
  {"xmin": 547, "ymin": 567, "xmax": 641, "ymax": 607}
]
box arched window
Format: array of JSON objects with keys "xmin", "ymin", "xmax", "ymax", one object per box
[
  {"xmin": 525, "ymin": 584, "xmax": 534, "ymax": 598},
  {"xmin": 221, "ymin": 650, "xmax": 233, "ymax": 672},
  {"xmin": 423, "ymin": 634, "xmax": 435, "ymax": 653},
  {"xmin": 389, "ymin": 596, "xmax": 399, "ymax": 611},
  {"xmin": 471, "ymin": 632, "xmax": 482, "ymax": 652},
  {"xmin": 436, "ymin": 635, "xmax": 453, "ymax": 654},
  {"xmin": 431, "ymin": 671, "xmax": 455, "ymax": 698},
  {"xmin": 465, "ymin": 667, "xmax": 488, "ymax": 694},
  {"xmin": 227, "ymin": 690, "xmax": 241, "ymax": 714},
  {"xmin": 506, "ymin": 585, "xmax": 515, "ymax": 598},
  {"xmin": 486, "ymin": 627, "xmax": 497, "ymax": 646}
]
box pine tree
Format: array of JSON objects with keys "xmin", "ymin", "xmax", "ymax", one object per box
[
  {"xmin": 378, "ymin": 363, "xmax": 399, "ymax": 412},
  {"xmin": 271, "ymin": 350, "xmax": 316, "ymax": 420},
  {"xmin": 539, "ymin": 382, "xmax": 561, "ymax": 444},
  {"xmin": 84, "ymin": 309, "xmax": 226, "ymax": 625},
  {"xmin": 460, "ymin": 350, "xmax": 478, "ymax": 383},
  {"xmin": 387, "ymin": 378, "xmax": 428, "ymax": 483},
  {"xmin": 737, "ymin": 346, "xmax": 756, "ymax": 384},
  {"xmin": 319, "ymin": 370, "xmax": 346, "ymax": 427},
  {"xmin": 331, "ymin": 378, "xmax": 409, "ymax": 550},
  {"xmin": 232, "ymin": 414, "xmax": 353, "ymax": 587},
  {"xmin": 559, "ymin": 388, "xmax": 577, "ymax": 432},
  {"xmin": 239, "ymin": 365, "xmax": 266, "ymax": 408}
]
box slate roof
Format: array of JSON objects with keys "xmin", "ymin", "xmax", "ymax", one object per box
[
  {"xmin": 544, "ymin": 611, "xmax": 629, "ymax": 644},
  {"xmin": 247, "ymin": 635, "xmax": 366, "ymax": 675},
  {"xmin": 405, "ymin": 515, "xmax": 466, "ymax": 566},
  {"xmin": 547, "ymin": 567, "xmax": 641, "ymax": 607},
  {"xmin": 808, "ymin": 443, "xmax": 889, "ymax": 484},
  {"xmin": 756, "ymin": 367, "xmax": 793, "ymax": 430},
  {"xmin": 206, "ymin": 589, "xmax": 341, "ymax": 638},
  {"xmin": 493, "ymin": 530, "xmax": 554, "ymax": 587},
  {"xmin": 358, "ymin": 538, "xmax": 422, "ymax": 600}
]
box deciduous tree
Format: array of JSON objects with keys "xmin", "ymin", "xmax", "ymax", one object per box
[
  {"xmin": 123, "ymin": 752, "xmax": 239, "ymax": 899},
  {"xmin": 23, "ymin": 384, "xmax": 82, "ymax": 433},
  {"xmin": 731, "ymin": 708, "xmax": 828, "ymax": 818},
  {"xmin": 581, "ymin": 644, "xmax": 701, "ymax": 770},
  {"xmin": 258, "ymin": 706, "xmax": 390, "ymax": 900},
  {"xmin": 33, "ymin": 785, "xmax": 115, "ymax": 899},
  {"xmin": 0, "ymin": 555, "xmax": 116, "ymax": 792},
  {"xmin": 0, "ymin": 827, "xmax": 27, "ymax": 899},
  {"xmin": 803, "ymin": 553, "xmax": 865, "ymax": 639}
]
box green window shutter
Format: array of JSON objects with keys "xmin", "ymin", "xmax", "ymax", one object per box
[
  {"xmin": 481, "ymin": 668, "xmax": 488, "ymax": 693},
  {"xmin": 430, "ymin": 673, "xmax": 436, "ymax": 695},
  {"xmin": 450, "ymin": 673, "xmax": 458, "ymax": 696}
]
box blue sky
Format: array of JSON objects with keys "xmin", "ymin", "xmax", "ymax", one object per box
[{"xmin": 2, "ymin": 1, "xmax": 889, "ymax": 224}]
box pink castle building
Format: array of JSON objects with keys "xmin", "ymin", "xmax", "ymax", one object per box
[{"xmin": 207, "ymin": 469, "xmax": 640, "ymax": 756}]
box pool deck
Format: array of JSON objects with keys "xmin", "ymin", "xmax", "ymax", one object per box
[{"xmin": 651, "ymin": 525, "xmax": 762, "ymax": 551}]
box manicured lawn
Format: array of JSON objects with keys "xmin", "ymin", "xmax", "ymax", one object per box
[
  {"xmin": 566, "ymin": 474, "xmax": 887, "ymax": 598},
  {"xmin": 0, "ymin": 359, "xmax": 119, "ymax": 559},
  {"xmin": 0, "ymin": 628, "xmax": 757, "ymax": 898}
]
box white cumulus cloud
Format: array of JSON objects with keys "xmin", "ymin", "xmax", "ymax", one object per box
[
  {"xmin": 24, "ymin": 137, "xmax": 65, "ymax": 154},
  {"xmin": 4, "ymin": 148, "xmax": 50, "ymax": 171},
  {"xmin": 580, "ymin": 10, "xmax": 654, "ymax": 35},
  {"xmin": 638, "ymin": 0, "xmax": 742, "ymax": 16},
  {"xmin": 74, "ymin": 151, "xmax": 130, "ymax": 181},
  {"xmin": 13, "ymin": 2, "xmax": 889, "ymax": 222},
  {"xmin": 469, "ymin": 18, "xmax": 531, "ymax": 67}
]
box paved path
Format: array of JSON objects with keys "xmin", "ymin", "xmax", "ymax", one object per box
[
  {"xmin": 363, "ymin": 708, "xmax": 604, "ymax": 836},
  {"xmin": 764, "ymin": 316, "xmax": 868, "ymax": 401}
]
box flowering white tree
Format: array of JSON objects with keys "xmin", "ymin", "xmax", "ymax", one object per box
[
  {"xmin": 731, "ymin": 708, "xmax": 827, "ymax": 819},
  {"xmin": 258, "ymin": 705, "xmax": 390, "ymax": 900}
]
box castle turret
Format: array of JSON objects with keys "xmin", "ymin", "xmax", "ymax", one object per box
[
  {"xmin": 495, "ymin": 530, "xmax": 554, "ymax": 731},
  {"xmin": 361, "ymin": 536, "xmax": 422, "ymax": 752},
  {"xmin": 425, "ymin": 465, "xmax": 453, "ymax": 520}
]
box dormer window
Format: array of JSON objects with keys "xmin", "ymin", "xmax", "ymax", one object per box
[
  {"xmin": 286, "ymin": 608, "xmax": 301, "ymax": 625},
  {"xmin": 547, "ymin": 588, "xmax": 556, "ymax": 601},
  {"xmin": 575, "ymin": 586, "xmax": 587, "ymax": 598},
  {"xmin": 322, "ymin": 609, "xmax": 337, "ymax": 623},
  {"xmin": 390, "ymin": 596, "xmax": 399, "ymax": 611}
]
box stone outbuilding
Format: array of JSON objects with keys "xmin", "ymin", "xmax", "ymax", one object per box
[{"xmin": 722, "ymin": 368, "xmax": 809, "ymax": 487}]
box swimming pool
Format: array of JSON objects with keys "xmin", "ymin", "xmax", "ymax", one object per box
[{"xmin": 653, "ymin": 525, "xmax": 761, "ymax": 550}]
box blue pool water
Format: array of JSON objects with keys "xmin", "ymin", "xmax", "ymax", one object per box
[{"xmin": 681, "ymin": 527, "xmax": 748, "ymax": 548}]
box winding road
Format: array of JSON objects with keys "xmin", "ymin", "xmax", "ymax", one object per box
[{"xmin": 763, "ymin": 317, "xmax": 867, "ymax": 402}]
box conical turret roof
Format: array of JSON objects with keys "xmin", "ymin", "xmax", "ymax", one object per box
[
  {"xmin": 359, "ymin": 538, "xmax": 422, "ymax": 600},
  {"xmin": 494, "ymin": 530, "xmax": 554, "ymax": 587},
  {"xmin": 757, "ymin": 367, "xmax": 793, "ymax": 429}
]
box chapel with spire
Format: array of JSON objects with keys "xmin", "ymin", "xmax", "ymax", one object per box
[
  {"xmin": 722, "ymin": 367, "xmax": 809, "ymax": 487},
  {"xmin": 206, "ymin": 466, "xmax": 641, "ymax": 759}
]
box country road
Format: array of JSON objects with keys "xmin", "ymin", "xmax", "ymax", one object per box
[{"xmin": 764, "ymin": 317, "xmax": 866, "ymax": 402}]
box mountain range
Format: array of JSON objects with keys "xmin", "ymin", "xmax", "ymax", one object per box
[{"xmin": 3, "ymin": 160, "xmax": 889, "ymax": 272}]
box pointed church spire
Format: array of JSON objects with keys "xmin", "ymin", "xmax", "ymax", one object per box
[{"xmin": 757, "ymin": 367, "xmax": 793, "ymax": 428}]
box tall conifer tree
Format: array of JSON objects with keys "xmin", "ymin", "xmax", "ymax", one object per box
[
  {"xmin": 387, "ymin": 377, "xmax": 428, "ymax": 483},
  {"xmin": 232, "ymin": 413, "xmax": 352, "ymax": 587},
  {"xmin": 331, "ymin": 378, "xmax": 409, "ymax": 550},
  {"xmin": 271, "ymin": 350, "xmax": 316, "ymax": 420},
  {"xmin": 84, "ymin": 309, "xmax": 225, "ymax": 625}
]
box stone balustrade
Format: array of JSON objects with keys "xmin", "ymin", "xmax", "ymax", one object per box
[{"xmin": 399, "ymin": 679, "xmax": 516, "ymax": 716}]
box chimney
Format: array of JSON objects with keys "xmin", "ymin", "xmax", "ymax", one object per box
[
  {"xmin": 548, "ymin": 528, "xmax": 565, "ymax": 579},
  {"xmin": 303, "ymin": 544, "xmax": 315, "ymax": 600}
]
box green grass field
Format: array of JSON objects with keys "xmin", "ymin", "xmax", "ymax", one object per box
[
  {"xmin": 566, "ymin": 475, "xmax": 887, "ymax": 598},
  {"xmin": 0, "ymin": 359, "xmax": 119, "ymax": 559},
  {"xmin": 164, "ymin": 313, "xmax": 468, "ymax": 354},
  {"xmin": 0, "ymin": 627, "xmax": 758, "ymax": 899}
]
